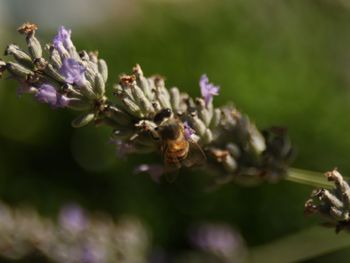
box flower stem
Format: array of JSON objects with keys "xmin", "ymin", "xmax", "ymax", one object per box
[
  {"xmin": 249, "ymin": 226, "xmax": 350, "ymax": 263},
  {"xmin": 285, "ymin": 168, "xmax": 334, "ymax": 189}
]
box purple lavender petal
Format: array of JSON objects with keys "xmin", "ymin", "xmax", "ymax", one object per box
[
  {"xmin": 134, "ymin": 164, "xmax": 164, "ymax": 183},
  {"xmin": 183, "ymin": 121, "xmax": 195, "ymax": 140},
  {"xmin": 35, "ymin": 84, "xmax": 69, "ymax": 108},
  {"xmin": 60, "ymin": 58, "xmax": 86, "ymax": 86},
  {"xmin": 53, "ymin": 26, "xmax": 74, "ymax": 55},
  {"xmin": 110, "ymin": 139, "xmax": 135, "ymax": 159},
  {"xmin": 200, "ymin": 74, "xmax": 220, "ymax": 106},
  {"xmin": 59, "ymin": 204, "xmax": 88, "ymax": 233}
]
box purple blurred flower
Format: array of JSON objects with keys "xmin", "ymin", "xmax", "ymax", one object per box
[
  {"xmin": 35, "ymin": 84, "xmax": 69, "ymax": 108},
  {"xmin": 134, "ymin": 164, "xmax": 164, "ymax": 183},
  {"xmin": 200, "ymin": 74, "xmax": 220, "ymax": 107},
  {"xmin": 184, "ymin": 121, "xmax": 195, "ymax": 140},
  {"xmin": 189, "ymin": 223, "xmax": 242, "ymax": 258},
  {"xmin": 59, "ymin": 204, "xmax": 88, "ymax": 233},
  {"xmin": 60, "ymin": 58, "xmax": 86, "ymax": 86},
  {"xmin": 53, "ymin": 26, "xmax": 74, "ymax": 55},
  {"xmin": 110, "ymin": 139, "xmax": 135, "ymax": 159}
]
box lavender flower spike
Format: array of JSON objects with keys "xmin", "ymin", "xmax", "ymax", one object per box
[
  {"xmin": 53, "ymin": 26, "xmax": 74, "ymax": 55},
  {"xmin": 200, "ymin": 74, "xmax": 220, "ymax": 106},
  {"xmin": 35, "ymin": 84, "xmax": 69, "ymax": 108},
  {"xmin": 60, "ymin": 58, "xmax": 86, "ymax": 86}
]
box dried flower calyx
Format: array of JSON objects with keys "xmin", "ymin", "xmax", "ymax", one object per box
[
  {"xmin": 305, "ymin": 169, "xmax": 350, "ymax": 233},
  {"xmin": 1, "ymin": 23, "xmax": 294, "ymax": 185}
]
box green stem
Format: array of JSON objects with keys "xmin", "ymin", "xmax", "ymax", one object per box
[
  {"xmin": 249, "ymin": 226, "xmax": 350, "ymax": 263},
  {"xmin": 286, "ymin": 168, "xmax": 334, "ymax": 189}
]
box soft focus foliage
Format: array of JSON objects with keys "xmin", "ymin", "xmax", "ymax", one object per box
[{"xmin": 1, "ymin": 0, "xmax": 350, "ymax": 262}]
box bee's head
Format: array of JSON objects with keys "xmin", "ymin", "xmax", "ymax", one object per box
[{"xmin": 154, "ymin": 108, "xmax": 172, "ymax": 124}]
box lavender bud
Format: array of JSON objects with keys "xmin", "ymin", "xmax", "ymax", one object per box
[
  {"xmin": 44, "ymin": 64, "xmax": 66, "ymax": 83},
  {"xmin": 93, "ymin": 73, "xmax": 105, "ymax": 98},
  {"xmin": 6, "ymin": 62, "xmax": 33, "ymax": 78},
  {"xmin": 248, "ymin": 125, "xmax": 266, "ymax": 154},
  {"xmin": 202, "ymin": 129, "xmax": 213, "ymax": 144},
  {"xmin": 189, "ymin": 115, "xmax": 206, "ymax": 137},
  {"xmin": 97, "ymin": 59, "xmax": 108, "ymax": 82},
  {"xmin": 104, "ymin": 106, "xmax": 132, "ymax": 126},
  {"xmin": 71, "ymin": 112, "xmax": 95, "ymax": 128},
  {"xmin": 122, "ymin": 98, "xmax": 144, "ymax": 118},
  {"xmin": 305, "ymin": 169, "xmax": 350, "ymax": 232},
  {"xmin": 78, "ymin": 81, "xmax": 97, "ymax": 100},
  {"xmin": 49, "ymin": 46, "xmax": 62, "ymax": 68},
  {"xmin": 227, "ymin": 143, "xmax": 241, "ymax": 158},
  {"xmin": 199, "ymin": 108, "xmax": 212, "ymax": 127},
  {"xmin": 133, "ymin": 64, "xmax": 153, "ymax": 100},
  {"xmin": 132, "ymin": 85, "xmax": 154, "ymax": 115},
  {"xmin": 155, "ymin": 86, "xmax": 171, "ymax": 109},
  {"xmin": 323, "ymin": 190, "xmax": 343, "ymax": 209},
  {"xmin": 4, "ymin": 44, "xmax": 33, "ymax": 67},
  {"xmin": 67, "ymin": 98, "xmax": 91, "ymax": 111},
  {"xmin": 329, "ymin": 206, "xmax": 347, "ymax": 221},
  {"xmin": 88, "ymin": 51, "xmax": 99, "ymax": 63},
  {"xmin": 210, "ymin": 108, "xmax": 221, "ymax": 128},
  {"xmin": 84, "ymin": 65, "xmax": 97, "ymax": 87},
  {"xmin": 170, "ymin": 87, "xmax": 181, "ymax": 112},
  {"xmin": 27, "ymin": 34, "xmax": 42, "ymax": 59}
]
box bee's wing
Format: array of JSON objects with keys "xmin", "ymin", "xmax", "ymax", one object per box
[{"xmin": 182, "ymin": 140, "xmax": 206, "ymax": 168}]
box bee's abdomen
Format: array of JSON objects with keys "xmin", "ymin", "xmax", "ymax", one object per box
[{"xmin": 165, "ymin": 140, "xmax": 189, "ymax": 163}]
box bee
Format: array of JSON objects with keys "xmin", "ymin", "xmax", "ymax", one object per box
[{"xmin": 152, "ymin": 108, "xmax": 206, "ymax": 175}]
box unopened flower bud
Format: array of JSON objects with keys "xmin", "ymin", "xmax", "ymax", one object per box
[
  {"xmin": 27, "ymin": 34, "xmax": 42, "ymax": 59},
  {"xmin": 93, "ymin": 73, "xmax": 105, "ymax": 98},
  {"xmin": 71, "ymin": 112, "xmax": 95, "ymax": 128},
  {"xmin": 67, "ymin": 98, "xmax": 91, "ymax": 111},
  {"xmin": 98, "ymin": 59, "xmax": 108, "ymax": 82},
  {"xmin": 4, "ymin": 44, "xmax": 32, "ymax": 67},
  {"xmin": 6, "ymin": 62, "xmax": 33, "ymax": 78}
]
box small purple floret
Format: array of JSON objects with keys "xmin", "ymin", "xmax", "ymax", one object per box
[
  {"xmin": 53, "ymin": 26, "xmax": 74, "ymax": 54},
  {"xmin": 200, "ymin": 74, "xmax": 220, "ymax": 106},
  {"xmin": 184, "ymin": 121, "xmax": 195, "ymax": 140},
  {"xmin": 190, "ymin": 223, "xmax": 240, "ymax": 257},
  {"xmin": 60, "ymin": 58, "xmax": 86, "ymax": 86},
  {"xmin": 35, "ymin": 84, "xmax": 69, "ymax": 108}
]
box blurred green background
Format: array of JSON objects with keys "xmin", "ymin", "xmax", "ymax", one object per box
[{"xmin": 1, "ymin": 0, "xmax": 350, "ymax": 262}]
